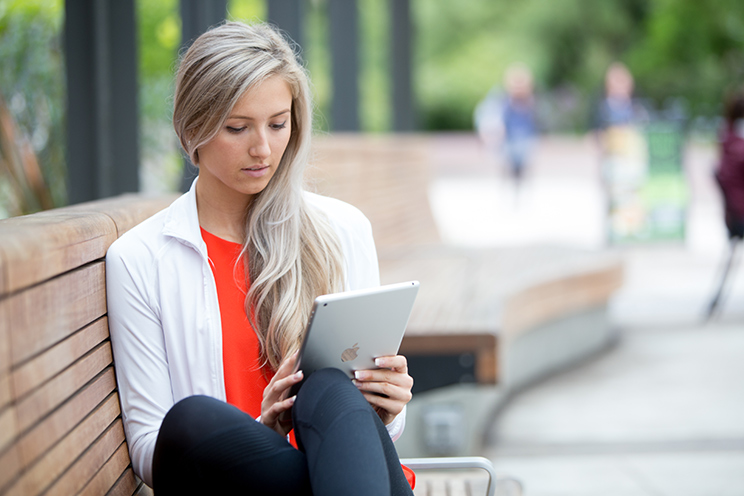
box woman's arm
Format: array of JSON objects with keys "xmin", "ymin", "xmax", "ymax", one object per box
[{"xmin": 106, "ymin": 242, "xmax": 174, "ymax": 487}]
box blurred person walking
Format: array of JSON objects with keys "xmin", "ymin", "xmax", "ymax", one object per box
[
  {"xmin": 475, "ymin": 64, "xmax": 538, "ymax": 203},
  {"xmin": 501, "ymin": 64, "xmax": 538, "ymax": 184},
  {"xmin": 716, "ymin": 88, "xmax": 744, "ymax": 237}
]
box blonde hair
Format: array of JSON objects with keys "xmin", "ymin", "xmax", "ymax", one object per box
[{"xmin": 173, "ymin": 21, "xmax": 345, "ymax": 370}]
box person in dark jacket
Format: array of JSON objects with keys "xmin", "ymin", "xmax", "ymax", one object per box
[{"xmin": 717, "ymin": 89, "xmax": 744, "ymax": 237}]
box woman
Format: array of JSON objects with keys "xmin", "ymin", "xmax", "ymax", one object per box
[{"xmin": 106, "ymin": 21, "xmax": 414, "ymax": 495}]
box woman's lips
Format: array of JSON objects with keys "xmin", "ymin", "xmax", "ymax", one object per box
[{"xmin": 242, "ymin": 165, "xmax": 269, "ymax": 178}]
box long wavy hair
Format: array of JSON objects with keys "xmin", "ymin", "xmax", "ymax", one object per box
[{"xmin": 173, "ymin": 21, "xmax": 345, "ymax": 370}]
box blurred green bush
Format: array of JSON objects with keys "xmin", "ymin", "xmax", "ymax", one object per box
[
  {"xmin": 0, "ymin": 0, "xmax": 65, "ymax": 216},
  {"xmin": 414, "ymin": 0, "xmax": 744, "ymax": 133}
]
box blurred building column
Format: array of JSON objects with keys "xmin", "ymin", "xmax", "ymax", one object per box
[
  {"xmin": 180, "ymin": 0, "xmax": 228, "ymax": 48},
  {"xmin": 178, "ymin": 0, "xmax": 228, "ymax": 192},
  {"xmin": 391, "ymin": 0, "xmax": 415, "ymax": 131},
  {"xmin": 65, "ymin": 0, "xmax": 140, "ymax": 203},
  {"xmin": 267, "ymin": 0, "xmax": 304, "ymax": 48},
  {"xmin": 329, "ymin": 0, "xmax": 359, "ymax": 131}
]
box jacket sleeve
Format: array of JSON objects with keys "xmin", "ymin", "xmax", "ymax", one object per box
[{"xmin": 106, "ymin": 239, "xmax": 173, "ymax": 487}]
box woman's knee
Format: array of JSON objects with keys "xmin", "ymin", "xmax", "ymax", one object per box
[
  {"xmin": 293, "ymin": 368, "xmax": 371, "ymax": 427},
  {"xmin": 297, "ymin": 368, "xmax": 360, "ymax": 404},
  {"xmin": 157, "ymin": 395, "xmax": 249, "ymax": 457}
]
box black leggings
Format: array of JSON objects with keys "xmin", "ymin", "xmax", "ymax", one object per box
[{"xmin": 152, "ymin": 368, "xmax": 413, "ymax": 495}]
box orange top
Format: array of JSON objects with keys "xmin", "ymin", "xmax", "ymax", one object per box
[{"xmin": 201, "ymin": 228, "xmax": 270, "ymax": 418}]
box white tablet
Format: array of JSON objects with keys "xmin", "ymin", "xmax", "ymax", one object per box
[{"xmin": 290, "ymin": 281, "xmax": 419, "ymax": 394}]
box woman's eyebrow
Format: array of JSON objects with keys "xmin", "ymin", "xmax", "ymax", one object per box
[{"xmin": 228, "ymin": 109, "xmax": 291, "ymax": 120}]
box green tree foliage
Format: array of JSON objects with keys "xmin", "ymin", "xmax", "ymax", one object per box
[
  {"xmin": 627, "ymin": 0, "xmax": 744, "ymax": 118},
  {"xmin": 413, "ymin": 0, "xmax": 744, "ymax": 132}
]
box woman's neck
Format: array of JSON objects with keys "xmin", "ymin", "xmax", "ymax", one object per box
[{"xmin": 195, "ymin": 180, "xmax": 251, "ymax": 243}]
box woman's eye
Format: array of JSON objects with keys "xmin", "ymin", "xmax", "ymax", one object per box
[
  {"xmin": 226, "ymin": 126, "xmax": 245, "ymax": 133},
  {"xmin": 271, "ymin": 122, "xmax": 287, "ymax": 130}
]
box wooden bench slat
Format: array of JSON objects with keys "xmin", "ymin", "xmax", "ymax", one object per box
[
  {"xmin": 0, "ymin": 374, "xmax": 11, "ymax": 416},
  {"xmin": 78, "ymin": 439, "xmax": 130, "ymax": 496},
  {"xmin": 0, "ymin": 195, "xmax": 175, "ymax": 297},
  {"xmin": 46, "ymin": 420, "xmax": 126, "ymax": 496},
  {"xmin": 503, "ymin": 262, "xmax": 624, "ymax": 338},
  {"xmin": 6, "ymin": 262, "xmax": 107, "ymax": 366},
  {"xmin": 0, "ymin": 443, "xmax": 22, "ymax": 493},
  {"xmin": 0, "ymin": 406, "xmax": 17, "ymax": 454},
  {"xmin": 16, "ymin": 341, "xmax": 113, "ymax": 433},
  {"xmin": 0, "ymin": 212, "xmax": 116, "ymax": 296},
  {"xmin": 64, "ymin": 194, "xmax": 177, "ymax": 239},
  {"xmin": 12, "ymin": 318, "xmax": 109, "ymax": 399},
  {"xmin": 0, "ymin": 304, "xmax": 10, "ymax": 410},
  {"xmin": 0, "ymin": 242, "xmax": 7, "ymax": 295},
  {"xmin": 7, "ymin": 393, "xmax": 120, "ymax": 495},
  {"xmin": 18, "ymin": 367, "xmax": 116, "ymax": 468},
  {"xmin": 107, "ymin": 468, "xmax": 140, "ymax": 496}
]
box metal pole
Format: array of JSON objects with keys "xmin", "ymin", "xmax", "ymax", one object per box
[
  {"xmin": 390, "ymin": 0, "xmax": 415, "ymax": 131},
  {"xmin": 178, "ymin": 0, "xmax": 228, "ymax": 192},
  {"xmin": 65, "ymin": 0, "xmax": 140, "ymax": 203},
  {"xmin": 329, "ymin": 0, "xmax": 359, "ymax": 131},
  {"xmin": 267, "ymin": 0, "xmax": 304, "ymax": 48}
]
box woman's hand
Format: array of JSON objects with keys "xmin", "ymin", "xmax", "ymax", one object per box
[
  {"xmin": 353, "ymin": 355, "xmax": 413, "ymax": 425},
  {"xmin": 260, "ymin": 352, "xmax": 304, "ymax": 437}
]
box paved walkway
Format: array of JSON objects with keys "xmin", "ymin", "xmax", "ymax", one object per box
[{"xmin": 427, "ymin": 134, "xmax": 744, "ymax": 496}]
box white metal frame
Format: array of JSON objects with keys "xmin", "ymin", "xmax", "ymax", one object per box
[{"xmin": 401, "ymin": 456, "xmax": 497, "ymax": 496}]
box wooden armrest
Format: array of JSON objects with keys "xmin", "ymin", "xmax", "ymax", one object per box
[{"xmin": 400, "ymin": 457, "xmax": 496, "ymax": 496}]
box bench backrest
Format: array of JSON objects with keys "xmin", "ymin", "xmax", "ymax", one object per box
[
  {"xmin": 309, "ymin": 134, "xmax": 440, "ymax": 248},
  {"xmin": 0, "ymin": 195, "xmax": 175, "ymax": 496}
]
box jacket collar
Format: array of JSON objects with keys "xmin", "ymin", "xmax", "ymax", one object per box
[{"xmin": 162, "ymin": 177, "xmax": 207, "ymax": 257}]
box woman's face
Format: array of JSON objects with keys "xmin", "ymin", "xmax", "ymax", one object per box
[{"xmin": 197, "ymin": 75, "xmax": 293, "ymax": 206}]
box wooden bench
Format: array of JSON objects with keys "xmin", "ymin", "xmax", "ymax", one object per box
[
  {"xmin": 0, "ymin": 195, "xmax": 175, "ymax": 495},
  {"xmin": 310, "ymin": 134, "xmax": 624, "ymax": 459},
  {"xmin": 0, "ymin": 192, "xmax": 498, "ymax": 496}
]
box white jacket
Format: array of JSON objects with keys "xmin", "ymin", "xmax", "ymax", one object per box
[{"xmin": 106, "ymin": 180, "xmax": 406, "ymax": 486}]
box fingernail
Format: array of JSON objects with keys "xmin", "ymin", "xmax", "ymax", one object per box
[
  {"xmin": 289, "ymin": 395, "xmax": 296, "ymax": 404},
  {"xmin": 352, "ymin": 379, "xmax": 362, "ymax": 388},
  {"xmin": 294, "ymin": 371, "xmax": 303, "ymax": 380},
  {"xmin": 374, "ymin": 358, "xmax": 383, "ymax": 367},
  {"xmin": 354, "ymin": 370, "xmax": 363, "ymax": 380}
]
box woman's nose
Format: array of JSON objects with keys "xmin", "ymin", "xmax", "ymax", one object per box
[{"xmin": 249, "ymin": 132, "xmax": 270, "ymax": 159}]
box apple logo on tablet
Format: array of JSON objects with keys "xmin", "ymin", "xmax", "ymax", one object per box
[{"xmin": 341, "ymin": 343, "xmax": 359, "ymax": 362}]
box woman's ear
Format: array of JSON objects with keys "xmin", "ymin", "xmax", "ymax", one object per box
[{"xmin": 185, "ymin": 131, "xmax": 200, "ymax": 165}]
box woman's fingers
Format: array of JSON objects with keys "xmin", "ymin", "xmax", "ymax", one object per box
[
  {"xmin": 360, "ymin": 390, "xmax": 404, "ymax": 416},
  {"xmin": 354, "ymin": 377, "xmax": 412, "ymax": 402},
  {"xmin": 265, "ymin": 394, "xmax": 297, "ymax": 419},
  {"xmin": 274, "ymin": 352, "xmax": 299, "ymax": 383},
  {"xmin": 265, "ymin": 353, "xmax": 301, "ymax": 401},
  {"xmin": 354, "ymin": 355, "xmax": 414, "ymax": 425},
  {"xmin": 274, "ymin": 370, "xmax": 304, "ymax": 397},
  {"xmin": 374, "ymin": 355, "xmax": 408, "ymax": 373},
  {"xmin": 260, "ymin": 352, "xmax": 302, "ymax": 436}
]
